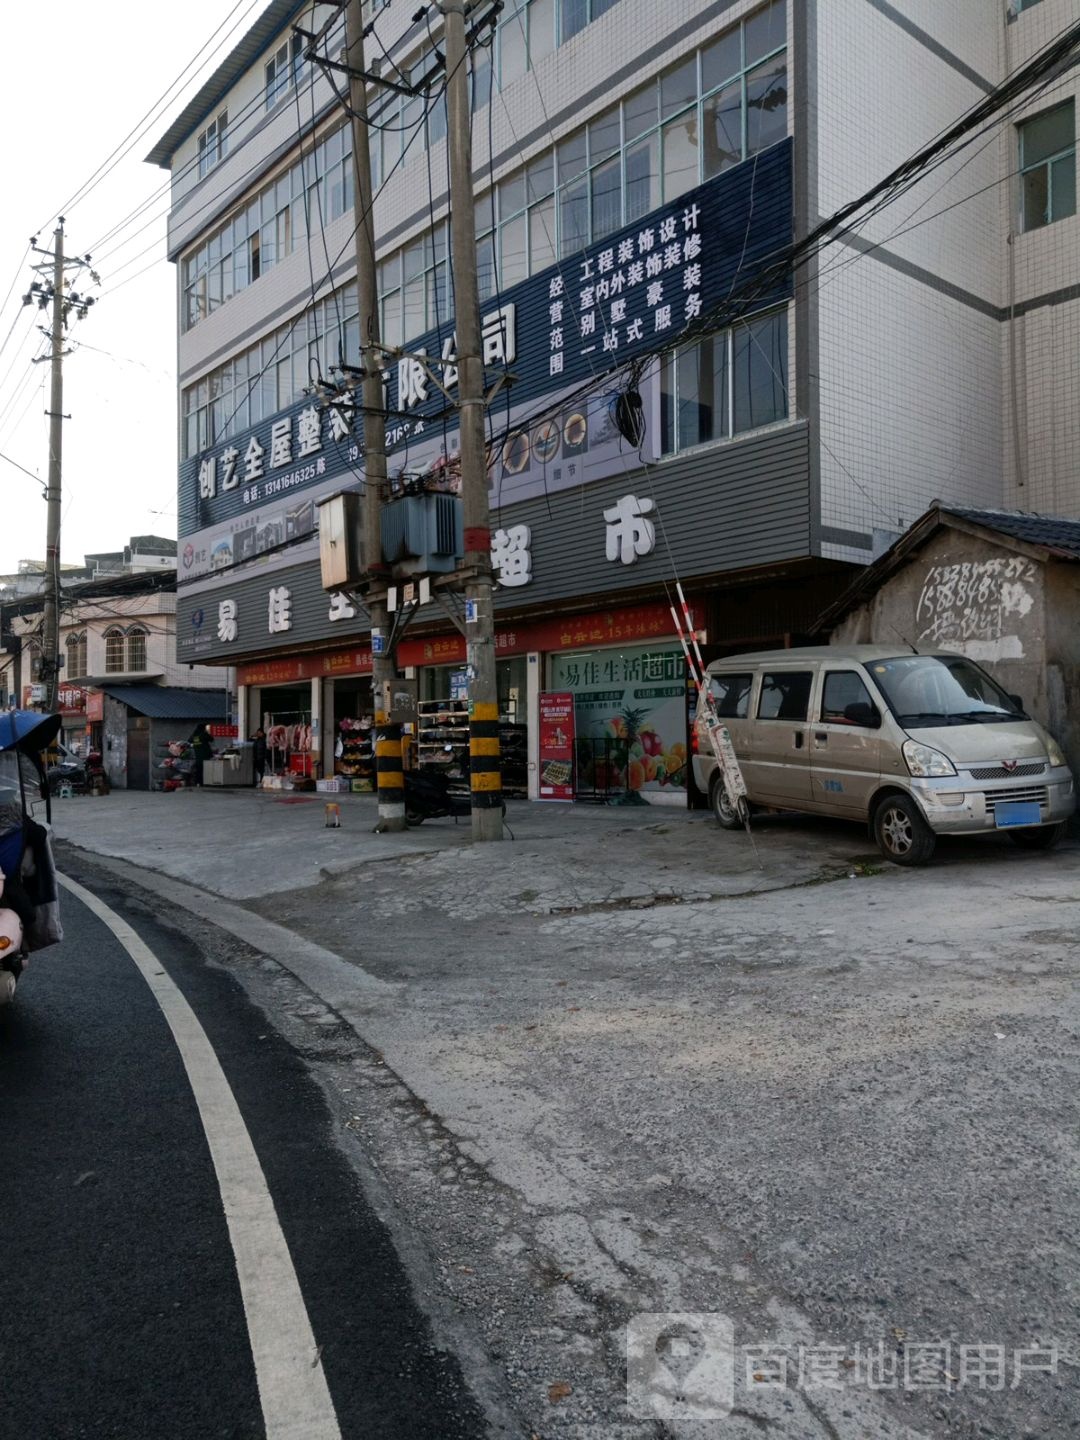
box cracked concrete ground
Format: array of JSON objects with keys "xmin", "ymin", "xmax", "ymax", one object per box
[{"xmin": 55, "ymin": 793, "xmax": 1080, "ymax": 1438}]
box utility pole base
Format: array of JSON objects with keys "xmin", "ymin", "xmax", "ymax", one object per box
[{"xmin": 471, "ymin": 806, "xmax": 504, "ymax": 842}]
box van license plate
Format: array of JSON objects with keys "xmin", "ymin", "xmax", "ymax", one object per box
[{"xmin": 995, "ymin": 801, "xmax": 1042, "ymax": 829}]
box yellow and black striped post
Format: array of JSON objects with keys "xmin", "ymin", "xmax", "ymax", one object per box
[
  {"xmin": 374, "ymin": 713, "xmax": 405, "ymax": 829},
  {"xmin": 468, "ymin": 701, "xmax": 503, "ymax": 819}
]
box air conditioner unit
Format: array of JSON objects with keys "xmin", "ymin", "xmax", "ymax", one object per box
[{"xmin": 381, "ymin": 493, "xmax": 463, "ymax": 575}]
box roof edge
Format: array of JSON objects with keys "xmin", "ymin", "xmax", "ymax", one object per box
[{"xmin": 145, "ymin": 0, "xmax": 300, "ymax": 168}]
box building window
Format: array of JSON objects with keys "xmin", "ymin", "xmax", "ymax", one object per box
[
  {"xmin": 472, "ymin": 1, "xmax": 786, "ymax": 287},
  {"xmin": 65, "ymin": 632, "xmax": 87, "ymax": 678},
  {"xmin": 198, "ymin": 111, "xmax": 228, "ymax": 178},
  {"xmin": 1017, "ymin": 0, "xmax": 1043, "ymax": 9},
  {"xmin": 182, "ymin": 121, "xmax": 353, "ymax": 332},
  {"xmin": 104, "ymin": 629, "xmax": 125, "ymax": 674},
  {"xmin": 182, "ymin": 284, "xmax": 359, "ymax": 459},
  {"xmin": 660, "ymin": 307, "xmax": 788, "ymax": 453},
  {"xmin": 1019, "ymin": 101, "xmax": 1075, "ymax": 230},
  {"xmin": 126, "ymin": 627, "xmax": 148, "ymax": 673},
  {"xmin": 266, "ymin": 33, "xmax": 305, "ymax": 110},
  {"xmin": 378, "ymin": 230, "xmax": 451, "ymax": 349}
]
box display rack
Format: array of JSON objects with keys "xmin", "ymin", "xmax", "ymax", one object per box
[
  {"xmin": 416, "ymin": 700, "xmax": 528, "ymax": 794},
  {"xmin": 416, "ymin": 698, "xmax": 469, "ymax": 776},
  {"xmin": 335, "ymin": 717, "xmax": 374, "ymax": 788}
]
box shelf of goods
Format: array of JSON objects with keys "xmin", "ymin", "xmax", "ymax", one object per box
[
  {"xmin": 335, "ymin": 718, "xmax": 374, "ymax": 789},
  {"xmin": 416, "ymin": 700, "xmax": 527, "ymax": 794}
]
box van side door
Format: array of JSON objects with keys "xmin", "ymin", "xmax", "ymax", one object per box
[
  {"xmin": 746, "ymin": 668, "xmax": 815, "ymax": 802},
  {"xmin": 809, "ymin": 669, "xmax": 883, "ymax": 817}
]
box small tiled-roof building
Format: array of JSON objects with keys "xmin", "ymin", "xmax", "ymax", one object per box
[{"xmin": 817, "ymin": 504, "xmax": 1080, "ymax": 775}]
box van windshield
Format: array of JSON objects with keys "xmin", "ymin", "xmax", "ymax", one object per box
[{"xmin": 865, "ymin": 655, "xmax": 1026, "ymax": 727}]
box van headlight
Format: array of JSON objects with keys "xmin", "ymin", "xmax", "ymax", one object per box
[
  {"xmin": 1046, "ymin": 735, "xmax": 1067, "ymax": 767},
  {"xmin": 902, "ymin": 740, "xmax": 956, "ymax": 777}
]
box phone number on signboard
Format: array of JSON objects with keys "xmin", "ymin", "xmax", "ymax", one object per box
[{"xmin": 248, "ymin": 463, "xmax": 319, "ymax": 503}]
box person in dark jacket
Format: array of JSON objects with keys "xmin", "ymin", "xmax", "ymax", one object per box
[
  {"xmin": 250, "ymin": 727, "xmax": 268, "ymax": 785},
  {"xmin": 188, "ymin": 723, "xmax": 214, "ymax": 787}
]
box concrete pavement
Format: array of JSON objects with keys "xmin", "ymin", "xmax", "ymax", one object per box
[{"xmin": 52, "ymin": 788, "xmax": 1080, "ymax": 1438}]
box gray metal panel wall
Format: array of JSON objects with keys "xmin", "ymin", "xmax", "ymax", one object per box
[
  {"xmin": 176, "ymin": 422, "xmax": 811, "ymax": 665},
  {"xmin": 492, "ymin": 421, "xmax": 811, "ymax": 613}
]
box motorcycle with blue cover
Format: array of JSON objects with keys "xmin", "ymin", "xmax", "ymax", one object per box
[{"xmin": 0, "ymin": 710, "xmax": 64, "ymax": 1005}]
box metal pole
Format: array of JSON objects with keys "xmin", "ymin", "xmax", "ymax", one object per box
[
  {"xmin": 345, "ymin": 0, "xmax": 404, "ymax": 830},
  {"xmin": 42, "ymin": 222, "xmax": 65, "ymax": 713},
  {"xmin": 443, "ymin": 0, "xmax": 503, "ymax": 842}
]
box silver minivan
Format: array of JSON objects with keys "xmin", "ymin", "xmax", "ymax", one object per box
[{"xmin": 692, "ymin": 645, "xmax": 1075, "ymax": 865}]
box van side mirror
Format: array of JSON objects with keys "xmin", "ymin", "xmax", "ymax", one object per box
[
  {"xmin": 1008, "ymin": 693, "xmax": 1025, "ymax": 713},
  {"xmin": 844, "ymin": 701, "xmax": 881, "ymax": 729}
]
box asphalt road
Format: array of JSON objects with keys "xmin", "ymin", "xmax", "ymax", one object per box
[{"xmin": 0, "ymin": 866, "xmax": 491, "ymax": 1440}]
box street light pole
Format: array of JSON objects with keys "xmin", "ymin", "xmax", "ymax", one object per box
[{"xmin": 443, "ymin": 0, "xmax": 504, "ymax": 842}]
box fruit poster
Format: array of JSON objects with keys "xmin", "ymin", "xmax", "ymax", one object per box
[
  {"xmin": 538, "ymin": 692, "xmax": 575, "ymax": 800},
  {"xmin": 549, "ymin": 644, "xmax": 689, "ymax": 800}
]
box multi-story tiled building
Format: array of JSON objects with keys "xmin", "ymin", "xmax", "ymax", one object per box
[{"xmin": 148, "ymin": 0, "xmax": 1080, "ymax": 803}]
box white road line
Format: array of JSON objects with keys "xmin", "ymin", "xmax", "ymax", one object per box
[{"xmin": 58, "ymin": 873, "xmax": 342, "ymax": 1440}]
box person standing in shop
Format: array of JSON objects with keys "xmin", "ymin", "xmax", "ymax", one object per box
[
  {"xmin": 250, "ymin": 726, "xmax": 268, "ymax": 785},
  {"xmin": 188, "ymin": 722, "xmax": 214, "ymax": 788}
]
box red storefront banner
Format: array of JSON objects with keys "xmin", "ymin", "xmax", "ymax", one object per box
[
  {"xmin": 397, "ymin": 601, "xmax": 684, "ymax": 668},
  {"xmin": 238, "ymin": 647, "xmax": 373, "ymax": 686},
  {"xmin": 236, "ymin": 603, "xmax": 686, "ymax": 687},
  {"xmin": 537, "ymin": 692, "xmax": 575, "ymax": 800},
  {"xmin": 86, "ymin": 691, "xmax": 104, "ymax": 722}
]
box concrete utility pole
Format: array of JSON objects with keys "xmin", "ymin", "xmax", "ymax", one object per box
[
  {"xmin": 26, "ymin": 221, "xmax": 95, "ymax": 713},
  {"xmin": 42, "ymin": 224, "xmax": 65, "ymax": 715},
  {"xmin": 443, "ymin": 0, "xmax": 504, "ymax": 842},
  {"xmin": 344, "ymin": 0, "xmax": 405, "ymax": 830}
]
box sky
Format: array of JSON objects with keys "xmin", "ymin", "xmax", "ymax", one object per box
[{"xmin": 0, "ymin": 1, "xmax": 276, "ymax": 575}]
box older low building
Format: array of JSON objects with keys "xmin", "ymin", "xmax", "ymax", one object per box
[
  {"xmin": 818, "ymin": 506, "xmax": 1080, "ymax": 776},
  {"xmin": 1, "ymin": 568, "xmax": 231, "ymax": 789}
]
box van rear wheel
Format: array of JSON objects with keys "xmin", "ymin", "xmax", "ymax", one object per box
[
  {"xmin": 710, "ymin": 774, "xmax": 744, "ymax": 830},
  {"xmin": 873, "ymin": 793, "xmax": 936, "ymax": 866}
]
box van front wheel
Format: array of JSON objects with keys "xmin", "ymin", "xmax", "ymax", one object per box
[
  {"xmin": 873, "ymin": 793, "xmax": 936, "ymax": 866},
  {"xmin": 710, "ymin": 774, "xmax": 744, "ymax": 830},
  {"xmin": 1008, "ymin": 821, "xmax": 1065, "ymax": 850}
]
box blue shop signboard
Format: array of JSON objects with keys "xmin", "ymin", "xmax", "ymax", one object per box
[{"xmin": 178, "ymin": 138, "xmax": 792, "ymax": 541}]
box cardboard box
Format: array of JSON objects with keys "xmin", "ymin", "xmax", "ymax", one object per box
[{"xmin": 351, "ymin": 778, "xmax": 374, "ymax": 793}]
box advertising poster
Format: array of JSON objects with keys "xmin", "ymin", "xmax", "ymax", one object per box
[
  {"xmin": 549, "ymin": 645, "xmax": 689, "ymax": 801},
  {"xmin": 538, "ymin": 692, "xmax": 575, "ymax": 800}
]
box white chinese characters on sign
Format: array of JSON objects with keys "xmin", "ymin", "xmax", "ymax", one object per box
[
  {"xmin": 397, "ymin": 305, "xmax": 517, "ymax": 410},
  {"xmin": 604, "ymin": 494, "xmax": 656, "ymax": 565},
  {"xmin": 558, "ymin": 202, "xmax": 704, "ymax": 373},
  {"xmin": 217, "ymin": 598, "xmax": 238, "ymax": 643},
  {"xmin": 268, "ymin": 586, "xmax": 293, "ymax": 634},
  {"xmin": 328, "ymin": 591, "xmax": 358, "ymax": 622},
  {"xmin": 491, "ymin": 524, "xmax": 532, "ymax": 588}
]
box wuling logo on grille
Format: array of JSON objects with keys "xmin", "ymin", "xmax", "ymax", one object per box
[{"xmin": 1001, "ymin": 759, "xmax": 1018, "ymax": 773}]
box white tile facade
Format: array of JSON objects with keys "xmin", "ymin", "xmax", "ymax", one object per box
[{"xmin": 161, "ymin": 0, "xmax": 1080, "ymax": 574}]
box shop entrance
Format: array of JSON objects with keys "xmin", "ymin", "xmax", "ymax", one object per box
[
  {"xmin": 261, "ymin": 684, "xmax": 314, "ymax": 778},
  {"xmin": 416, "ymin": 657, "xmax": 528, "ymax": 793},
  {"xmin": 331, "ymin": 677, "xmax": 374, "ymax": 789},
  {"xmin": 549, "ymin": 642, "xmax": 691, "ymax": 806}
]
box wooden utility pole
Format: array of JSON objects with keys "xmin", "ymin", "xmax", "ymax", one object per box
[
  {"xmin": 443, "ymin": 0, "xmax": 504, "ymax": 842},
  {"xmin": 344, "ymin": 0, "xmax": 405, "ymax": 830}
]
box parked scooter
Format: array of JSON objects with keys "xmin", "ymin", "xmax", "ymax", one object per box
[
  {"xmin": 403, "ymin": 767, "xmax": 472, "ymax": 826},
  {"xmin": 0, "ymin": 868, "xmax": 25, "ymax": 1005},
  {"xmin": 0, "ymin": 709, "xmax": 65, "ymax": 1005}
]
